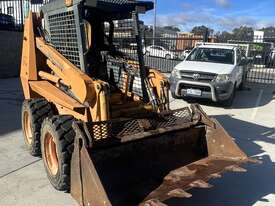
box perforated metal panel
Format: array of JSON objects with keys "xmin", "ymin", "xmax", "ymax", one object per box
[{"xmin": 88, "ymin": 107, "xmax": 192, "ymax": 140}]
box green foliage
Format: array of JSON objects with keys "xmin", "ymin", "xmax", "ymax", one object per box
[
  {"xmin": 216, "ymin": 26, "xmax": 254, "ymax": 43},
  {"xmin": 191, "ymin": 25, "xmax": 214, "ymax": 36}
]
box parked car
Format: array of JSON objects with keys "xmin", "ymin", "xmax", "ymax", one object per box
[
  {"xmin": 143, "ymin": 45, "xmax": 176, "ymax": 59},
  {"xmin": 170, "ymin": 43, "xmax": 249, "ymax": 106}
]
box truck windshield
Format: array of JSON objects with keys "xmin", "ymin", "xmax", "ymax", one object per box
[{"xmin": 186, "ymin": 48, "xmax": 235, "ymax": 65}]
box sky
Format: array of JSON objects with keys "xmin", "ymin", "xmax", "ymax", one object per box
[{"xmin": 140, "ymin": 0, "xmax": 275, "ymax": 32}]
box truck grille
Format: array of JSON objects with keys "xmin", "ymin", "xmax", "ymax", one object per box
[
  {"xmin": 180, "ymin": 71, "xmax": 217, "ymax": 82},
  {"xmin": 180, "ymin": 84, "xmax": 211, "ymax": 92}
]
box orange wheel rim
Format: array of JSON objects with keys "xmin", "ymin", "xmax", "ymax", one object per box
[
  {"xmin": 23, "ymin": 111, "xmax": 32, "ymax": 145},
  {"xmin": 44, "ymin": 132, "xmax": 59, "ymax": 175}
]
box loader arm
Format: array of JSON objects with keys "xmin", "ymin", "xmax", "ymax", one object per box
[
  {"xmin": 21, "ymin": 12, "xmax": 111, "ymax": 122},
  {"xmin": 36, "ymin": 36, "xmax": 112, "ymax": 122}
]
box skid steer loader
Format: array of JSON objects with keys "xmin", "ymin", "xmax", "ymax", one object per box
[{"xmin": 20, "ymin": 0, "xmax": 256, "ymax": 205}]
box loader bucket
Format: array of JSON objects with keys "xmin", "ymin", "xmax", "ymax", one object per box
[{"xmin": 70, "ymin": 105, "xmax": 252, "ymax": 206}]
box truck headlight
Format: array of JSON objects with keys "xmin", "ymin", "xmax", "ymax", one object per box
[
  {"xmin": 215, "ymin": 74, "xmax": 231, "ymax": 82},
  {"xmin": 171, "ymin": 69, "xmax": 181, "ymax": 79}
]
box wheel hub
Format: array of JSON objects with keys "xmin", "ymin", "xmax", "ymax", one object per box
[
  {"xmin": 44, "ymin": 132, "xmax": 59, "ymax": 176},
  {"xmin": 23, "ymin": 111, "xmax": 32, "ymax": 145}
]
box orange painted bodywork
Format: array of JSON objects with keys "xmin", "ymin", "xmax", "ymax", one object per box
[{"xmin": 20, "ymin": 12, "xmax": 38, "ymax": 99}]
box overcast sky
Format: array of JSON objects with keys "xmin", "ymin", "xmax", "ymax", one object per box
[{"xmin": 140, "ymin": 0, "xmax": 275, "ymax": 32}]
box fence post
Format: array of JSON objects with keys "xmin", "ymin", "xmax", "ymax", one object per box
[{"xmin": 19, "ymin": 0, "xmax": 24, "ymax": 30}]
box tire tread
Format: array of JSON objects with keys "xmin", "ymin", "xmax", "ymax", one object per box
[
  {"xmin": 41, "ymin": 115, "xmax": 75, "ymax": 191},
  {"xmin": 22, "ymin": 98, "xmax": 53, "ymax": 156}
]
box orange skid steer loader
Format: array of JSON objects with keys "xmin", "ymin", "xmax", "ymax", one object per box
[{"xmin": 20, "ymin": 0, "xmax": 255, "ymax": 205}]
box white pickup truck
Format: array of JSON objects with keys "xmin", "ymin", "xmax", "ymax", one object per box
[{"xmin": 170, "ymin": 43, "xmax": 248, "ymax": 106}]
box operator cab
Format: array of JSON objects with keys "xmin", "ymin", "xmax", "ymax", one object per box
[
  {"xmin": 81, "ymin": 0, "xmax": 153, "ymax": 90},
  {"xmin": 41, "ymin": 0, "xmax": 166, "ymax": 117},
  {"xmin": 80, "ymin": 0, "xmax": 154, "ymax": 108}
]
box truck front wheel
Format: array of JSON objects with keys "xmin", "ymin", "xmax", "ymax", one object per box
[{"xmin": 221, "ymin": 85, "xmax": 236, "ymax": 107}]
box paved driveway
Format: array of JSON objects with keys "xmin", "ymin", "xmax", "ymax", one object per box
[{"xmin": 0, "ymin": 78, "xmax": 275, "ymax": 206}]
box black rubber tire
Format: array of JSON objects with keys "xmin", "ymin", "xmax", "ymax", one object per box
[
  {"xmin": 238, "ymin": 82, "xmax": 244, "ymax": 90},
  {"xmin": 239, "ymin": 67, "xmax": 248, "ymax": 90},
  {"xmin": 41, "ymin": 115, "xmax": 75, "ymax": 191},
  {"xmin": 238, "ymin": 75, "xmax": 245, "ymax": 90},
  {"xmin": 21, "ymin": 98, "xmax": 53, "ymax": 156},
  {"xmin": 221, "ymin": 85, "xmax": 236, "ymax": 107}
]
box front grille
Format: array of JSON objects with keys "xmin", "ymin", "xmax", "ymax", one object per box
[
  {"xmin": 180, "ymin": 71, "xmax": 217, "ymax": 82},
  {"xmin": 180, "ymin": 84, "xmax": 211, "ymax": 92}
]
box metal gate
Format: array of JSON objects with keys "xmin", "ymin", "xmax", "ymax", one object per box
[
  {"xmin": 244, "ymin": 36, "xmax": 275, "ymax": 84},
  {"xmin": 220, "ymin": 37, "xmax": 275, "ymax": 85},
  {"xmin": 0, "ymin": 0, "xmax": 44, "ymax": 31}
]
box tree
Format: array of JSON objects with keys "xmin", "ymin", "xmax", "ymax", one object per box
[
  {"xmin": 232, "ymin": 26, "xmax": 253, "ymax": 41},
  {"xmin": 216, "ymin": 26, "xmax": 254, "ymax": 43},
  {"xmin": 261, "ymin": 27, "xmax": 275, "ymax": 38},
  {"xmin": 216, "ymin": 31, "xmax": 233, "ymax": 43},
  {"xmin": 162, "ymin": 26, "xmax": 181, "ymax": 32},
  {"xmin": 191, "ymin": 25, "xmax": 213, "ymax": 36}
]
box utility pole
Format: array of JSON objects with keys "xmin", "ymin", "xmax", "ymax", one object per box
[{"xmin": 153, "ymin": 0, "xmax": 157, "ymax": 45}]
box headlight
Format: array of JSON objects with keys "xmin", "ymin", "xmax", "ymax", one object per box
[
  {"xmin": 215, "ymin": 74, "xmax": 231, "ymax": 82},
  {"xmin": 171, "ymin": 69, "xmax": 181, "ymax": 79}
]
